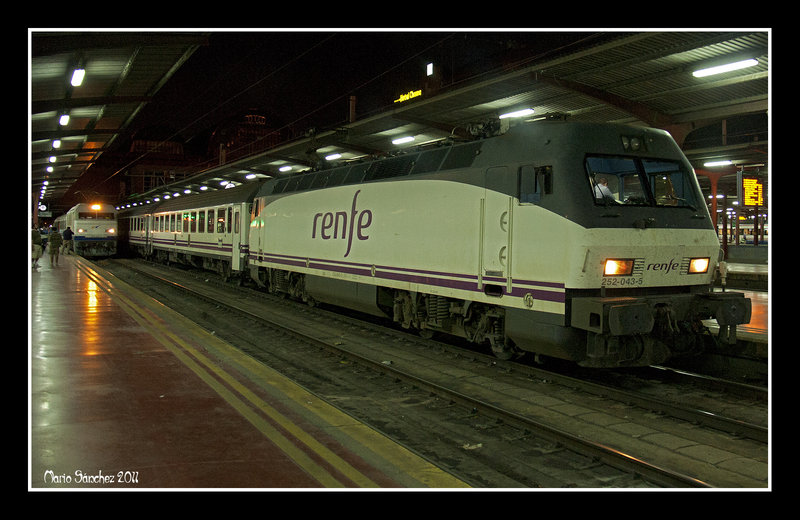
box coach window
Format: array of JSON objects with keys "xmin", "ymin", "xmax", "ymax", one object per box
[
  {"xmin": 217, "ymin": 208, "xmax": 225, "ymax": 233},
  {"xmin": 191, "ymin": 211, "xmax": 197, "ymax": 233},
  {"xmin": 182, "ymin": 212, "xmax": 190, "ymax": 233},
  {"xmin": 207, "ymin": 211, "xmax": 215, "ymax": 234},
  {"xmin": 171, "ymin": 213, "xmax": 176, "ymax": 232},
  {"xmin": 199, "ymin": 211, "xmax": 206, "ymax": 233}
]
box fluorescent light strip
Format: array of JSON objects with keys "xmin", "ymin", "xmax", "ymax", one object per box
[
  {"xmin": 693, "ymin": 59, "xmax": 758, "ymax": 78},
  {"xmin": 704, "ymin": 160, "xmax": 733, "ymax": 167},
  {"xmin": 71, "ymin": 69, "xmax": 85, "ymax": 87},
  {"xmin": 499, "ymin": 108, "xmax": 534, "ymax": 119}
]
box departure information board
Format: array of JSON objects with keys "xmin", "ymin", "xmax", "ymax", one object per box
[{"xmin": 740, "ymin": 175, "xmax": 764, "ymax": 207}]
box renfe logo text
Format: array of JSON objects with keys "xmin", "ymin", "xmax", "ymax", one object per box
[
  {"xmin": 646, "ymin": 259, "xmax": 680, "ymax": 274},
  {"xmin": 312, "ymin": 190, "xmax": 373, "ymax": 257}
]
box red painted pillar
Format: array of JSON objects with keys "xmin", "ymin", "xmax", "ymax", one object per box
[{"xmin": 695, "ymin": 168, "xmax": 732, "ymax": 259}]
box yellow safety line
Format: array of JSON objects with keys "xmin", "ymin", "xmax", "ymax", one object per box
[
  {"xmin": 76, "ymin": 258, "xmax": 469, "ymax": 488},
  {"xmin": 76, "ymin": 262, "xmax": 363, "ymax": 487}
]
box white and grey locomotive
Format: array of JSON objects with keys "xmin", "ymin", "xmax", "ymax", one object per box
[
  {"xmin": 53, "ymin": 202, "xmax": 118, "ymax": 257},
  {"xmin": 124, "ymin": 120, "xmax": 752, "ymax": 367}
]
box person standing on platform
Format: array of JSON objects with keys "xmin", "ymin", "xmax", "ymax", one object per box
[
  {"xmin": 62, "ymin": 226, "xmax": 74, "ymax": 255},
  {"xmin": 32, "ymin": 228, "xmax": 43, "ymax": 268},
  {"xmin": 48, "ymin": 229, "xmax": 63, "ymax": 266}
]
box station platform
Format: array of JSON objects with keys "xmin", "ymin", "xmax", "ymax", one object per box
[
  {"xmin": 721, "ymin": 261, "xmax": 769, "ymax": 291},
  {"xmin": 713, "ymin": 262, "xmax": 769, "ymax": 346},
  {"xmin": 29, "ymin": 255, "xmax": 470, "ymax": 490}
]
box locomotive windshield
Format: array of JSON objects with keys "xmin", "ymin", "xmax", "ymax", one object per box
[
  {"xmin": 586, "ymin": 156, "xmax": 700, "ymax": 210},
  {"xmin": 78, "ymin": 211, "xmax": 115, "ymax": 219}
]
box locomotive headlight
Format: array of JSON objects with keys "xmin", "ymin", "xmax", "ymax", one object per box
[
  {"xmin": 77, "ymin": 228, "xmax": 85, "ymax": 233},
  {"xmin": 621, "ymin": 135, "xmax": 644, "ymax": 151},
  {"xmin": 688, "ymin": 257, "xmax": 710, "ymax": 274},
  {"xmin": 106, "ymin": 228, "xmax": 116, "ymax": 234},
  {"xmin": 604, "ymin": 259, "xmax": 635, "ymax": 276}
]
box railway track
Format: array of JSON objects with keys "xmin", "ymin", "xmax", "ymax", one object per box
[{"xmin": 98, "ymin": 258, "xmax": 769, "ymax": 488}]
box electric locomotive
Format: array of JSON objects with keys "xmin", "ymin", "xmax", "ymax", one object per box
[
  {"xmin": 247, "ymin": 120, "xmax": 751, "ymax": 367},
  {"xmin": 54, "ymin": 203, "xmax": 118, "ymax": 257}
]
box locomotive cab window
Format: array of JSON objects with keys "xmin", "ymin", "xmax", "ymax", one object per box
[
  {"xmin": 519, "ymin": 165, "xmax": 538, "ymax": 203},
  {"xmin": 586, "ymin": 156, "xmax": 700, "ymax": 209},
  {"xmin": 78, "ymin": 211, "xmax": 115, "ymax": 219},
  {"xmin": 519, "ymin": 164, "xmax": 552, "ymax": 203}
]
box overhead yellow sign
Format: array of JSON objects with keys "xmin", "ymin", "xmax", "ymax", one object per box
[
  {"xmin": 394, "ymin": 89, "xmax": 422, "ymax": 103},
  {"xmin": 741, "ymin": 176, "xmax": 763, "ymax": 207}
]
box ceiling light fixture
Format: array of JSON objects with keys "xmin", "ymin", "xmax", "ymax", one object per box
[
  {"xmin": 392, "ymin": 136, "xmax": 415, "ymax": 145},
  {"xmin": 692, "ymin": 59, "xmax": 758, "ymax": 78},
  {"xmin": 704, "ymin": 160, "xmax": 733, "ymax": 167},
  {"xmin": 499, "ymin": 108, "xmax": 535, "ymax": 119},
  {"xmin": 71, "ymin": 68, "xmax": 86, "ymax": 87}
]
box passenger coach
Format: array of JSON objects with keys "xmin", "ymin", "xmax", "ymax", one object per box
[{"xmin": 125, "ymin": 183, "xmax": 261, "ymax": 280}]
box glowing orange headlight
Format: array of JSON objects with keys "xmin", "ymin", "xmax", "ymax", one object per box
[
  {"xmin": 604, "ymin": 259, "xmax": 635, "ymax": 276},
  {"xmin": 688, "ymin": 257, "xmax": 709, "ymax": 274}
]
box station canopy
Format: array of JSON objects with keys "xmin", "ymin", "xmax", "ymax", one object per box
[{"xmin": 31, "ymin": 31, "xmax": 768, "ymax": 212}]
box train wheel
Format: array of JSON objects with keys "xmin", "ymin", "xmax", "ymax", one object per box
[
  {"xmin": 219, "ymin": 261, "xmax": 231, "ymax": 282},
  {"xmin": 418, "ymin": 328, "xmax": 435, "ymax": 339},
  {"xmin": 490, "ymin": 337, "xmax": 521, "ymax": 360}
]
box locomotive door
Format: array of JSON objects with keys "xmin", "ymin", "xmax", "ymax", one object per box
[{"xmin": 479, "ymin": 166, "xmax": 515, "ymax": 295}]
